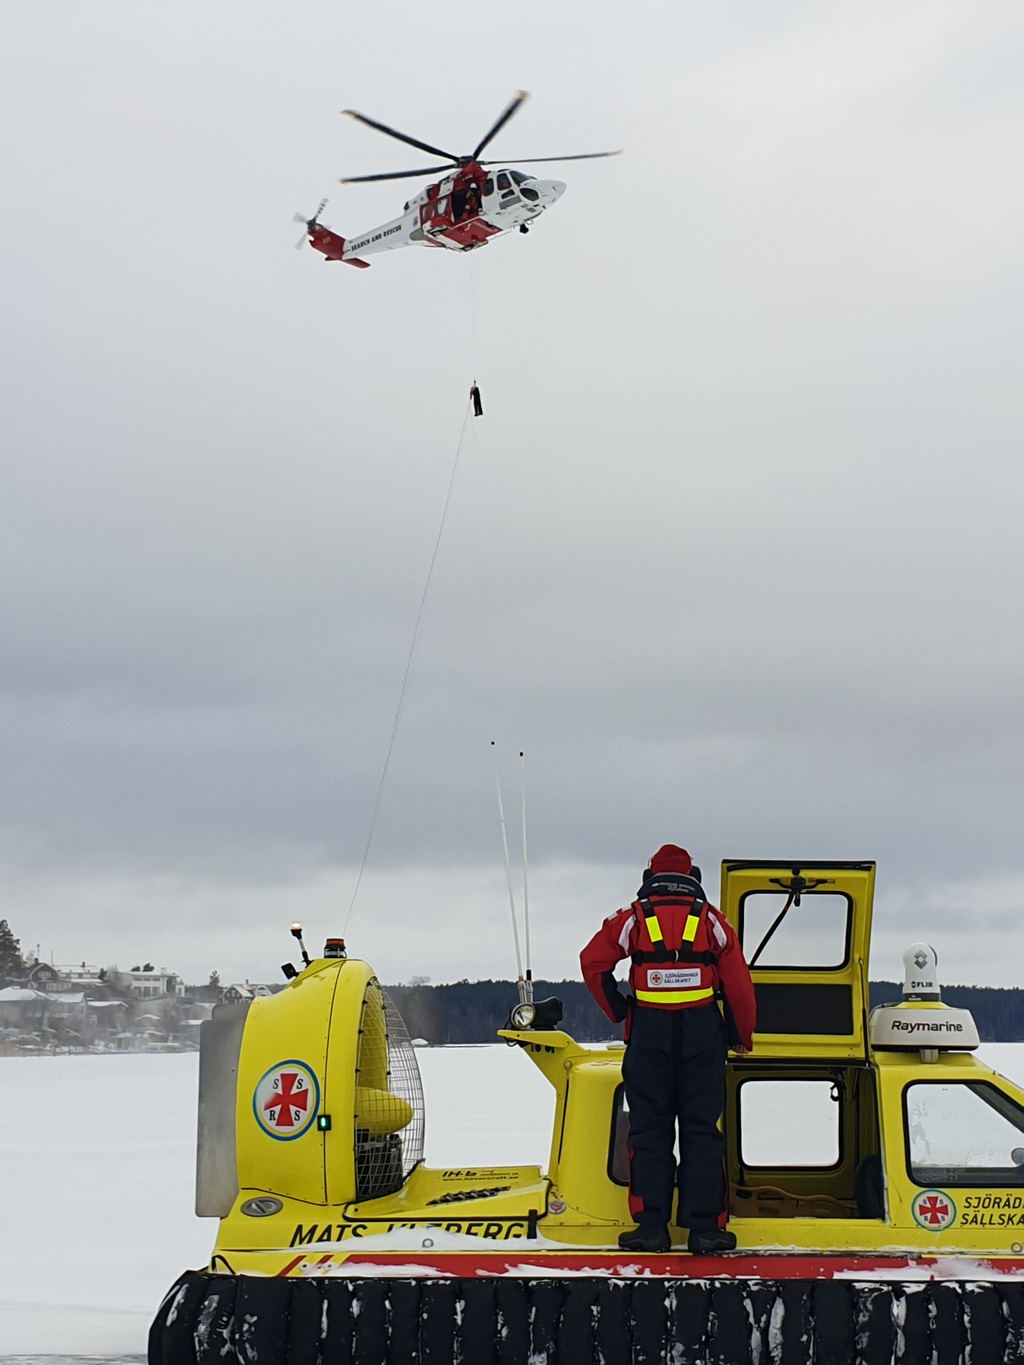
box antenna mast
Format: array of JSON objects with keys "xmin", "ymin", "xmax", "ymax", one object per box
[
  {"xmin": 492, "ymin": 742, "xmax": 527, "ymax": 1001},
  {"xmin": 519, "ymin": 750, "xmax": 533, "ymax": 1002}
]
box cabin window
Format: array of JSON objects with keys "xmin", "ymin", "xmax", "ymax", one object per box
[
  {"xmin": 739, "ymin": 891, "xmax": 851, "ymax": 969},
  {"xmin": 608, "ymin": 1085, "xmax": 630, "ymax": 1185},
  {"xmin": 739, "ymin": 1079, "xmax": 841, "ymax": 1168},
  {"xmin": 482, "ymin": 177, "xmax": 494, "ymax": 197},
  {"xmin": 496, "ymin": 172, "xmax": 511, "ymax": 191},
  {"xmin": 904, "ymin": 1081, "xmax": 1024, "ymax": 1187}
]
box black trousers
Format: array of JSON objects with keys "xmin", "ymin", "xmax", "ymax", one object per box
[{"xmin": 622, "ymin": 1003, "xmax": 727, "ymax": 1232}]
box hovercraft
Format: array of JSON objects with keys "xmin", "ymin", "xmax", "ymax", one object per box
[{"xmin": 150, "ymin": 860, "xmax": 1024, "ymax": 1364}]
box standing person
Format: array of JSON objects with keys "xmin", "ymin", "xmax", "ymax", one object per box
[{"xmin": 580, "ymin": 844, "xmax": 755, "ymax": 1254}]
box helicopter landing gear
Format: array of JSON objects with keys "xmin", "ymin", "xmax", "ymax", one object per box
[{"xmin": 519, "ymin": 223, "xmax": 530, "ymax": 234}]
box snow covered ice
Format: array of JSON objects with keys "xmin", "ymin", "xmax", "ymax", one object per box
[
  {"xmin": 1, "ymin": 1043, "xmax": 1022, "ymax": 1356},
  {"xmin": 0, "ymin": 1043, "xmax": 552, "ymax": 1355}
]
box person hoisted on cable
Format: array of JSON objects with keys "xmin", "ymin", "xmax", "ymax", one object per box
[
  {"xmin": 580, "ymin": 843, "xmax": 756, "ymax": 1255},
  {"xmin": 470, "ymin": 382, "xmax": 483, "ymax": 417}
]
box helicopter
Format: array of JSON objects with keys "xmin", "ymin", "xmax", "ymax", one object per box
[{"xmin": 295, "ymin": 91, "xmax": 619, "ymax": 268}]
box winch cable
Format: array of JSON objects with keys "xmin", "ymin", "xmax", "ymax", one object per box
[
  {"xmin": 469, "ymin": 253, "xmax": 480, "ymax": 406},
  {"xmin": 344, "ymin": 401, "xmax": 473, "ymax": 930}
]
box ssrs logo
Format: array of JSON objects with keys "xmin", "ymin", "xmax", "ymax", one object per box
[
  {"xmin": 912, "ymin": 1189, "xmax": 956, "ymax": 1230},
  {"xmin": 253, "ymin": 1061, "xmax": 320, "ymax": 1140}
]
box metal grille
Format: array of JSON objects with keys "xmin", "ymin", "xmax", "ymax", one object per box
[{"xmin": 354, "ymin": 980, "xmax": 425, "ymax": 1200}]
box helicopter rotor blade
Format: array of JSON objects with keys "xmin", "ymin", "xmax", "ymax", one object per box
[
  {"xmin": 295, "ymin": 233, "xmax": 309, "ymax": 250},
  {"xmin": 478, "ymin": 150, "xmax": 623, "ymax": 165},
  {"xmin": 293, "ymin": 212, "xmax": 308, "ymax": 224},
  {"xmin": 341, "ymin": 109, "xmax": 460, "ymax": 163},
  {"xmin": 340, "ymin": 164, "xmax": 456, "ymax": 184},
  {"xmin": 471, "ymin": 90, "xmax": 530, "ymax": 161}
]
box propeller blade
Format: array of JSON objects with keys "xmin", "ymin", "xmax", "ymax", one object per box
[
  {"xmin": 295, "ymin": 233, "xmax": 309, "ymax": 250},
  {"xmin": 293, "ymin": 212, "xmax": 308, "ymax": 224},
  {"xmin": 479, "ymin": 149, "xmax": 623, "ymax": 165},
  {"xmin": 471, "ymin": 90, "xmax": 529, "ymax": 161},
  {"xmin": 340, "ymin": 164, "xmax": 456, "ymax": 184},
  {"xmin": 342, "ymin": 109, "xmax": 459, "ymax": 162}
]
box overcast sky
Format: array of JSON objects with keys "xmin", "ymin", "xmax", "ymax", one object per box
[{"xmin": 2, "ymin": 2, "xmax": 1024, "ymax": 990}]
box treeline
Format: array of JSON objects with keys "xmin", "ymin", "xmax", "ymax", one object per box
[
  {"xmin": 385, "ymin": 979, "xmax": 1024, "ymax": 1044},
  {"xmin": 385, "ymin": 980, "xmax": 620, "ymax": 1045}
]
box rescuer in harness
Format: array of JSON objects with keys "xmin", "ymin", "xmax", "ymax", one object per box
[{"xmin": 580, "ymin": 844, "xmax": 756, "ymax": 1254}]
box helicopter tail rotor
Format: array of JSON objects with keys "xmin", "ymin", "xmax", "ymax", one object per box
[{"xmin": 294, "ymin": 199, "xmax": 329, "ymax": 249}]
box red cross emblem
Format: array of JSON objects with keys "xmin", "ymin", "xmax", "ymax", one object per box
[
  {"xmin": 912, "ymin": 1190, "xmax": 955, "ymax": 1229},
  {"xmin": 253, "ymin": 1061, "xmax": 320, "ymax": 1140},
  {"xmin": 264, "ymin": 1071, "xmax": 309, "ymax": 1129}
]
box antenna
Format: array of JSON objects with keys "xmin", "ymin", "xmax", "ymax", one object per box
[
  {"xmin": 492, "ymin": 741, "xmax": 526, "ymax": 1002},
  {"xmin": 519, "ymin": 750, "xmax": 533, "ymax": 1003}
]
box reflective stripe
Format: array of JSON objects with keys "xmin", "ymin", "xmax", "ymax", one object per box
[
  {"xmin": 617, "ymin": 912, "xmax": 636, "ymax": 954},
  {"xmin": 682, "ymin": 913, "xmax": 700, "ymax": 943},
  {"xmin": 644, "ymin": 914, "xmax": 663, "ymax": 943},
  {"xmin": 707, "ymin": 910, "xmax": 727, "ymax": 948},
  {"xmin": 635, "ymin": 986, "xmax": 714, "ymax": 1005}
]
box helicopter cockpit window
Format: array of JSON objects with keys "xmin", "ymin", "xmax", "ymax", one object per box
[
  {"xmin": 482, "ymin": 177, "xmax": 494, "ymax": 197},
  {"xmin": 496, "ymin": 172, "xmax": 511, "ymax": 191},
  {"xmin": 509, "ymin": 170, "xmax": 533, "ymax": 185}
]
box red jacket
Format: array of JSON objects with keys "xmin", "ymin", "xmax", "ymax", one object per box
[{"xmin": 580, "ymin": 877, "xmax": 756, "ymax": 1050}]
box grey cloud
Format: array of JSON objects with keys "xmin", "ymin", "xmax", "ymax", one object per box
[{"xmin": 1, "ymin": 1, "xmax": 1024, "ymax": 984}]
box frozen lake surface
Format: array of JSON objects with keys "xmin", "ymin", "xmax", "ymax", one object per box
[{"xmin": 1, "ymin": 1042, "xmax": 1022, "ymax": 1355}]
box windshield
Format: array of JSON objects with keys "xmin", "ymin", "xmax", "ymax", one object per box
[{"xmin": 509, "ymin": 170, "xmax": 534, "ymax": 185}]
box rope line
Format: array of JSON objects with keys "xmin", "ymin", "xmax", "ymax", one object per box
[
  {"xmin": 469, "ymin": 254, "xmax": 479, "ymax": 382},
  {"xmin": 345, "ymin": 402, "xmax": 473, "ymax": 929}
]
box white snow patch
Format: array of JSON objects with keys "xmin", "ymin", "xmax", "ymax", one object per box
[{"xmin": 0, "ymin": 1042, "xmax": 1022, "ymax": 1353}]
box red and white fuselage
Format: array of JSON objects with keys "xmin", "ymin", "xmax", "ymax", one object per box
[{"xmin": 304, "ymin": 161, "xmax": 565, "ymax": 268}]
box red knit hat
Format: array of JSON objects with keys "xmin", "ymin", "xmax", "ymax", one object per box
[{"xmin": 649, "ymin": 844, "xmax": 692, "ymax": 876}]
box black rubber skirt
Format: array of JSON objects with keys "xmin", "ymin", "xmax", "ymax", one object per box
[{"xmin": 149, "ymin": 1270, "xmax": 1024, "ymax": 1365}]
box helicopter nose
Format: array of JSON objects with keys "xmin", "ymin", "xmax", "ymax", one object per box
[{"xmin": 536, "ymin": 178, "xmax": 566, "ymax": 204}]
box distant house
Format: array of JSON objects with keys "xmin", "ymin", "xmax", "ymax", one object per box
[
  {"xmin": 0, "ymin": 984, "xmax": 86, "ymax": 1040},
  {"xmin": 121, "ymin": 967, "xmax": 185, "ymax": 999},
  {"xmin": 54, "ymin": 962, "xmax": 105, "ymax": 990},
  {"xmin": 24, "ymin": 962, "xmax": 73, "ymax": 994},
  {"xmin": 0, "ymin": 985, "xmax": 49, "ymax": 1026},
  {"xmin": 220, "ymin": 982, "xmax": 275, "ymax": 1004}
]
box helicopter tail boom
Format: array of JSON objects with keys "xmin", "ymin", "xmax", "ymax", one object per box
[{"xmin": 301, "ymin": 222, "xmax": 369, "ymax": 267}]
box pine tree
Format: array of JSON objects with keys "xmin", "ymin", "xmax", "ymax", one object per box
[
  {"xmin": 0, "ymin": 919, "xmax": 24, "ymax": 986},
  {"xmin": 208, "ymin": 969, "xmax": 221, "ymax": 989}
]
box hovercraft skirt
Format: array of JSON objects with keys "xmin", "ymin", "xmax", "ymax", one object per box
[{"xmin": 148, "ymin": 1270, "xmax": 1024, "ymax": 1365}]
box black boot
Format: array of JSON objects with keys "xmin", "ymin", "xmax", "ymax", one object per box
[
  {"xmin": 687, "ymin": 1229, "xmax": 737, "ymax": 1254},
  {"xmin": 618, "ymin": 1224, "xmax": 671, "ymax": 1253}
]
